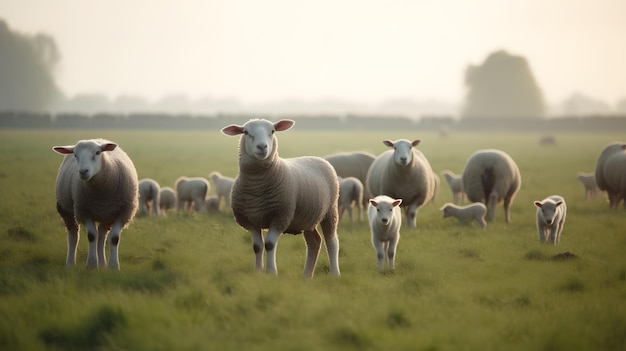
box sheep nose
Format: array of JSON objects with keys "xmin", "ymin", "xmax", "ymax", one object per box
[
  {"xmin": 381, "ymin": 218, "xmax": 389, "ymax": 224},
  {"xmin": 79, "ymin": 169, "xmax": 89, "ymax": 176},
  {"xmin": 257, "ymin": 143, "xmax": 267, "ymax": 152}
]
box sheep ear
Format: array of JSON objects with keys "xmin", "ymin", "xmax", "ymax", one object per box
[
  {"xmin": 53, "ymin": 145, "xmax": 75, "ymax": 155},
  {"xmin": 274, "ymin": 119, "xmax": 295, "ymax": 132},
  {"xmin": 392, "ymin": 199, "xmax": 402, "ymax": 207},
  {"xmin": 369, "ymin": 199, "xmax": 378, "ymax": 207},
  {"xmin": 621, "ymin": 144, "xmax": 626, "ymax": 150},
  {"xmin": 382, "ymin": 140, "xmax": 394, "ymax": 147},
  {"xmin": 555, "ymin": 201, "xmax": 563, "ymax": 207},
  {"xmin": 534, "ymin": 201, "xmax": 543, "ymax": 208},
  {"xmin": 221, "ymin": 125, "xmax": 244, "ymax": 136},
  {"xmin": 412, "ymin": 139, "xmax": 421, "ymax": 147},
  {"xmin": 101, "ymin": 143, "xmax": 117, "ymax": 152}
]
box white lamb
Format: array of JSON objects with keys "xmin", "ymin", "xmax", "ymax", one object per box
[
  {"xmin": 534, "ymin": 195, "xmax": 567, "ymax": 244},
  {"xmin": 441, "ymin": 170, "xmax": 465, "ymax": 204},
  {"xmin": 158, "ymin": 186, "xmax": 176, "ymax": 215},
  {"xmin": 595, "ymin": 142, "xmax": 626, "ymax": 209},
  {"xmin": 338, "ymin": 176, "xmax": 364, "ymax": 222},
  {"xmin": 209, "ymin": 171, "xmax": 235, "ymax": 210},
  {"xmin": 175, "ymin": 176, "xmax": 210, "ymax": 213},
  {"xmin": 222, "ymin": 118, "xmax": 341, "ymax": 279},
  {"xmin": 576, "ymin": 172, "xmax": 603, "ymax": 199},
  {"xmin": 53, "ymin": 139, "xmax": 138, "ymax": 270},
  {"xmin": 366, "ymin": 139, "xmax": 436, "ymax": 229},
  {"xmin": 368, "ymin": 195, "xmax": 403, "ymax": 271},
  {"xmin": 138, "ymin": 178, "xmax": 160, "ymax": 216},
  {"xmin": 439, "ymin": 202, "xmax": 487, "ymax": 229}
]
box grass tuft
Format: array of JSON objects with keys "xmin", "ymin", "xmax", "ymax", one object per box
[{"xmin": 6, "ymin": 227, "xmax": 36, "ymax": 242}]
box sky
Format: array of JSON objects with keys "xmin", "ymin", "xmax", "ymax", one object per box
[{"xmin": 1, "ymin": 0, "xmax": 625, "ymax": 107}]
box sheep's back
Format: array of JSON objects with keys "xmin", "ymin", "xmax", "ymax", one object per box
[{"xmin": 462, "ymin": 150, "xmax": 520, "ymax": 203}]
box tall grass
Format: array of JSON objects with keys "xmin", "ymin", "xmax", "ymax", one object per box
[{"xmin": 0, "ymin": 128, "xmax": 625, "ymax": 350}]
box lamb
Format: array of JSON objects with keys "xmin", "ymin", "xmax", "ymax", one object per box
[
  {"xmin": 324, "ymin": 151, "xmax": 376, "ymax": 206},
  {"xmin": 534, "ymin": 195, "xmax": 567, "ymax": 244},
  {"xmin": 205, "ymin": 196, "xmax": 220, "ymax": 213},
  {"xmin": 221, "ymin": 118, "xmax": 341, "ymax": 279},
  {"xmin": 441, "ymin": 170, "xmax": 465, "ymax": 204},
  {"xmin": 439, "ymin": 202, "xmax": 487, "ymax": 229},
  {"xmin": 576, "ymin": 172, "xmax": 603, "ymax": 199},
  {"xmin": 368, "ymin": 195, "xmax": 403, "ymax": 271},
  {"xmin": 158, "ymin": 186, "xmax": 176, "ymax": 215},
  {"xmin": 338, "ymin": 176, "xmax": 364, "ymax": 222},
  {"xmin": 594, "ymin": 142, "xmax": 626, "ymax": 209},
  {"xmin": 366, "ymin": 139, "xmax": 436, "ymax": 229},
  {"xmin": 53, "ymin": 138, "xmax": 138, "ymax": 270},
  {"xmin": 461, "ymin": 149, "xmax": 521, "ymax": 223},
  {"xmin": 209, "ymin": 171, "xmax": 235, "ymax": 210},
  {"xmin": 138, "ymin": 178, "xmax": 160, "ymax": 216},
  {"xmin": 175, "ymin": 176, "xmax": 210, "ymax": 213}
]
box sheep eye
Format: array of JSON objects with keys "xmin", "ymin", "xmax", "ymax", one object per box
[
  {"xmin": 243, "ymin": 130, "xmax": 249, "ymax": 136},
  {"xmin": 96, "ymin": 151, "xmax": 101, "ymax": 156}
]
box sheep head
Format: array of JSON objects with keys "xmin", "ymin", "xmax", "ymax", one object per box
[
  {"xmin": 383, "ymin": 139, "xmax": 421, "ymax": 167},
  {"xmin": 222, "ymin": 119, "xmax": 295, "ymax": 161},
  {"xmin": 53, "ymin": 139, "xmax": 117, "ymax": 181}
]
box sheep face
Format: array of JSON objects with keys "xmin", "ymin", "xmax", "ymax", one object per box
[
  {"xmin": 440, "ymin": 205, "xmax": 453, "ymax": 218},
  {"xmin": 53, "ymin": 140, "xmax": 118, "ymax": 181},
  {"xmin": 534, "ymin": 200, "xmax": 563, "ymax": 225},
  {"xmin": 370, "ymin": 198, "xmax": 402, "ymax": 225},
  {"xmin": 221, "ymin": 119, "xmax": 294, "ymax": 160},
  {"xmin": 383, "ymin": 139, "xmax": 421, "ymax": 167}
]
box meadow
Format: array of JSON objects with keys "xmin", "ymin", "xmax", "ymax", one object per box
[{"xmin": 0, "ymin": 126, "xmax": 625, "ymax": 351}]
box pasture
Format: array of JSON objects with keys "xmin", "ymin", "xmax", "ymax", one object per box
[{"xmin": 0, "ymin": 127, "xmax": 625, "ymax": 351}]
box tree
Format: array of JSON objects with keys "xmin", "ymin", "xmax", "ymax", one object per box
[{"xmin": 462, "ymin": 50, "xmax": 546, "ymax": 119}]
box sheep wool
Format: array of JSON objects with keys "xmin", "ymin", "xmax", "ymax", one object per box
[
  {"xmin": 534, "ymin": 195, "xmax": 567, "ymax": 244},
  {"xmin": 158, "ymin": 186, "xmax": 177, "ymax": 216},
  {"xmin": 338, "ymin": 176, "xmax": 364, "ymax": 222},
  {"xmin": 594, "ymin": 142, "xmax": 626, "ymax": 209},
  {"xmin": 440, "ymin": 202, "xmax": 487, "ymax": 229},
  {"xmin": 175, "ymin": 176, "xmax": 210, "ymax": 213},
  {"xmin": 138, "ymin": 178, "xmax": 160, "ymax": 216}
]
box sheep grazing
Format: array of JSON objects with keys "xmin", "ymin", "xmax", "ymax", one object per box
[
  {"xmin": 576, "ymin": 172, "xmax": 603, "ymax": 199},
  {"xmin": 461, "ymin": 149, "xmax": 521, "ymax": 223},
  {"xmin": 439, "ymin": 202, "xmax": 487, "ymax": 229},
  {"xmin": 338, "ymin": 176, "xmax": 364, "ymax": 222},
  {"xmin": 209, "ymin": 171, "xmax": 235, "ymax": 210},
  {"xmin": 324, "ymin": 151, "xmax": 376, "ymax": 206},
  {"xmin": 221, "ymin": 118, "xmax": 341, "ymax": 279},
  {"xmin": 534, "ymin": 195, "xmax": 567, "ymax": 244},
  {"xmin": 366, "ymin": 139, "xmax": 436, "ymax": 229},
  {"xmin": 158, "ymin": 186, "xmax": 177, "ymax": 215},
  {"xmin": 175, "ymin": 176, "xmax": 210, "ymax": 213},
  {"xmin": 53, "ymin": 139, "xmax": 138, "ymax": 270},
  {"xmin": 594, "ymin": 142, "xmax": 626, "ymax": 209},
  {"xmin": 368, "ymin": 195, "xmax": 403, "ymax": 271},
  {"xmin": 205, "ymin": 196, "xmax": 220, "ymax": 213},
  {"xmin": 441, "ymin": 170, "xmax": 464, "ymax": 204},
  {"xmin": 138, "ymin": 178, "xmax": 160, "ymax": 216}
]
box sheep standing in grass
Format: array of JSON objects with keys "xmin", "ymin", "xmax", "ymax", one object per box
[
  {"xmin": 595, "ymin": 142, "xmax": 626, "ymax": 209},
  {"xmin": 576, "ymin": 172, "xmax": 603, "ymax": 199},
  {"xmin": 53, "ymin": 139, "xmax": 138, "ymax": 269},
  {"xmin": 366, "ymin": 139, "xmax": 436, "ymax": 229},
  {"xmin": 462, "ymin": 149, "xmax": 521, "ymax": 223},
  {"xmin": 338, "ymin": 176, "xmax": 364, "ymax": 222},
  {"xmin": 324, "ymin": 151, "xmax": 376, "ymax": 206},
  {"xmin": 534, "ymin": 195, "xmax": 567, "ymax": 244},
  {"xmin": 368, "ymin": 195, "xmax": 402, "ymax": 271},
  {"xmin": 175, "ymin": 176, "xmax": 210, "ymax": 213},
  {"xmin": 138, "ymin": 178, "xmax": 160, "ymax": 216},
  {"xmin": 209, "ymin": 171, "xmax": 235, "ymax": 210},
  {"xmin": 441, "ymin": 170, "xmax": 465, "ymax": 204},
  {"xmin": 158, "ymin": 186, "xmax": 176, "ymax": 215},
  {"xmin": 440, "ymin": 202, "xmax": 487, "ymax": 229},
  {"xmin": 222, "ymin": 119, "xmax": 341, "ymax": 278}
]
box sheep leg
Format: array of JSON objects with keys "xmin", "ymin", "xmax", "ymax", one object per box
[
  {"xmin": 537, "ymin": 224, "xmax": 546, "ymax": 243},
  {"xmin": 303, "ymin": 229, "xmax": 322, "ymax": 279},
  {"xmin": 107, "ymin": 221, "xmax": 124, "ymax": 270},
  {"xmin": 97, "ymin": 223, "xmax": 110, "ymax": 267},
  {"xmin": 347, "ymin": 205, "xmax": 354, "ymax": 223},
  {"xmin": 388, "ymin": 239, "xmax": 399, "ymax": 270},
  {"xmin": 405, "ymin": 204, "xmax": 418, "ymax": 229},
  {"xmin": 65, "ymin": 223, "xmax": 79, "ymax": 267},
  {"xmin": 249, "ymin": 229, "xmax": 264, "ymax": 272},
  {"xmin": 264, "ymin": 228, "xmax": 281, "ymax": 275},
  {"xmin": 84, "ymin": 220, "xmax": 99, "ymax": 269},
  {"xmin": 320, "ymin": 216, "xmax": 341, "ymax": 276},
  {"xmin": 373, "ymin": 240, "xmax": 385, "ymax": 271}
]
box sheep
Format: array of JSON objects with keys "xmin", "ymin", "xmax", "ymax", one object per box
[
  {"xmin": 441, "ymin": 170, "xmax": 465, "ymax": 204},
  {"xmin": 324, "ymin": 151, "xmax": 376, "ymax": 206},
  {"xmin": 138, "ymin": 178, "xmax": 160, "ymax": 216},
  {"xmin": 366, "ymin": 139, "xmax": 436, "ymax": 229},
  {"xmin": 534, "ymin": 195, "xmax": 567, "ymax": 244},
  {"xmin": 158, "ymin": 186, "xmax": 176, "ymax": 215},
  {"xmin": 338, "ymin": 176, "xmax": 364, "ymax": 222},
  {"xmin": 439, "ymin": 202, "xmax": 487, "ymax": 229},
  {"xmin": 221, "ymin": 118, "xmax": 341, "ymax": 279},
  {"xmin": 576, "ymin": 172, "xmax": 604, "ymax": 199},
  {"xmin": 461, "ymin": 149, "xmax": 521, "ymax": 223},
  {"xmin": 205, "ymin": 196, "xmax": 220, "ymax": 213},
  {"xmin": 53, "ymin": 138, "xmax": 138, "ymax": 270},
  {"xmin": 368, "ymin": 195, "xmax": 403, "ymax": 271},
  {"xmin": 209, "ymin": 171, "xmax": 235, "ymax": 210},
  {"xmin": 175, "ymin": 176, "xmax": 210, "ymax": 213},
  {"xmin": 594, "ymin": 142, "xmax": 626, "ymax": 209}
]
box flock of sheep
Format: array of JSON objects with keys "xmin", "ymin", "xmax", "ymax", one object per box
[{"xmin": 52, "ymin": 118, "xmax": 626, "ymax": 278}]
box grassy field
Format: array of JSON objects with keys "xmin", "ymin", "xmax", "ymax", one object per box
[{"xmin": 0, "ymin": 127, "xmax": 625, "ymax": 351}]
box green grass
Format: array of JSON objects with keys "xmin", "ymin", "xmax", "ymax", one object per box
[{"xmin": 1, "ymin": 128, "xmax": 626, "ymax": 350}]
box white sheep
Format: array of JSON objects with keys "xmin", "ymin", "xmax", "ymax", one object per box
[
  {"xmin": 221, "ymin": 118, "xmax": 341, "ymax": 279},
  {"xmin": 576, "ymin": 172, "xmax": 603, "ymax": 199},
  {"xmin": 53, "ymin": 139, "xmax": 138, "ymax": 270},
  {"xmin": 175, "ymin": 176, "xmax": 210, "ymax": 213},
  {"xmin": 158, "ymin": 186, "xmax": 176, "ymax": 215},
  {"xmin": 461, "ymin": 149, "xmax": 521, "ymax": 223},
  {"xmin": 534, "ymin": 195, "xmax": 567, "ymax": 244},
  {"xmin": 205, "ymin": 196, "xmax": 220, "ymax": 213},
  {"xmin": 324, "ymin": 151, "xmax": 376, "ymax": 205},
  {"xmin": 209, "ymin": 171, "xmax": 235, "ymax": 210},
  {"xmin": 368, "ymin": 195, "xmax": 403, "ymax": 271},
  {"xmin": 441, "ymin": 170, "xmax": 465, "ymax": 204},
  {"xmin": 138, "ymin": 178, "xmax": 160, "ymax": 216},
  {"xmin": 439, "ymin": 202, "xmax": 487, "ymax": 229},
  {"xmin": 594, "ymin": 142, "xmax": 626, "ymax": 209},
  {"xmin": 366, "ymin": 139, "xmax": 436, "ymax": 229},
  {"xmin": 338, "ymin": 176, "xmax": 364, "ymax": 222}
]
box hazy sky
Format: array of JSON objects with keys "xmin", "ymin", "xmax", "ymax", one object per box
[{"xmin": 1, "ymin": 0, "xmax": 625, "ymax": 105}]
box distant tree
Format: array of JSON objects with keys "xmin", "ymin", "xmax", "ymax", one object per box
[
  {"xmin": 462, "ymin": 50, "xmax": 546, "ymax": 119},
  {"xmin": 615, "ymin": 97, "xmax": 626, "ymax": 114},
  {"xmin": 0, "ymin": 19, "xmax": 63, "ymax": 110},
  {"xmin": 560, "ymin": 93, "xmax": 612, "ymax": 116}
]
